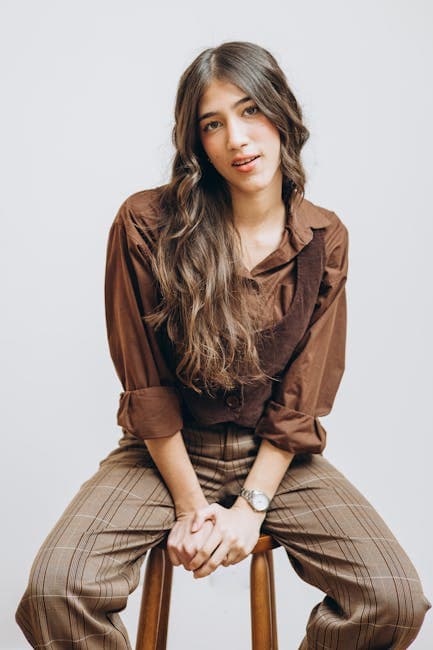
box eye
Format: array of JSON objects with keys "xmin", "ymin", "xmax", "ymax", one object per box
[
  {"xmin": 203, "ymin": 120, "xmax": 221, "ymax": 133},
  {"xmin": 244, "ymin": 105, "xmax": 260, "ymax": 116}
]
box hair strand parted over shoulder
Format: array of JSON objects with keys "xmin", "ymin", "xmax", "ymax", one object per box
[{"xmin": 144, "ymin": 41, "xmax": 310, "ymax": 395}]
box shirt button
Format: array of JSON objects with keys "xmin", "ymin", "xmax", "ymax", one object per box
[
  {"xmin": 225, "ymin": 394, "xmax": 240, "ymax": 408},
  {"xmin": 246, "ymin": 278, "xmax": 260, "ymax": 292}
]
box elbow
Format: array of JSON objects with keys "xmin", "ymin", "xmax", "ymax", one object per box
[
  {"xmin": 116, "ymin": 386, "xmax": 183, "ymax": 440},
  {"xmin": 255, "ymin": 402, "xmax": 327, "ymax": 455}
]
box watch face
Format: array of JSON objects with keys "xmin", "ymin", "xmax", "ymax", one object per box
[{"xmin": 252, "ymin": 493, "xmax": 269, "ymax": 511}]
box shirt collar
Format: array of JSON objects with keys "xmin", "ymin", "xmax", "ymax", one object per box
[
  {"xmin": 288, "ymin": 190, "xmax": 331, "ymax": 248},
  {"xmin": 240, "ymin": 191, "xmax": 331, "ymax": 279}
]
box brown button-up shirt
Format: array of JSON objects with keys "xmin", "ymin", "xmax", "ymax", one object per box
[{"xmin": 104, "ymin": 185, "xmax": 349, "ymax": 454}]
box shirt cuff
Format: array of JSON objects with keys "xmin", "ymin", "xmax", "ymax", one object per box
[
  {"xmin": 254, "ymin": 400, "xmax": 327, "ymax": 454},
  {"xmin": 116, "ymin": 386, "xmax": 183, "ymax": 440}
]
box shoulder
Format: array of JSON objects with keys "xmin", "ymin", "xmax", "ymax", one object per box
[
  {"xmin": 110, "ymin": 184, "xmax": 168, "ymax": 252},
  {"xmin": 298, "ymin": 194, "xmax": 348, "ymax": 242},
  {"xmin": 297, "ymin": 195, "xmax": 349, "ymax": 272}
]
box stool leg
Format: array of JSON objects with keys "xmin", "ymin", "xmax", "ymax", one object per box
[
  {"xmin": 136, "ymin": 546, "xmax": 173, "ymax": 650},
  {"xmin": 156, "ymin": 550, "xmax": 173, "ymax": 650},
  {"xmin": 266, "ymin": 550, "xmax": 278, "ymax": 650},
  {"xmin": 250, "ymin": 550, "xmax": 278, "ymax": 650},
  {"xmin": 250, "ymin": 551, "xmax": 271, "ymax": 650}
]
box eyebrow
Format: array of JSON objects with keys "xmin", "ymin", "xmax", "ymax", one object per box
[{"xmin": 197, "ymin": 96, "xmax": 252, "ymax": 123}]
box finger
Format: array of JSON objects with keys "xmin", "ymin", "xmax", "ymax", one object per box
[
  {"xmin": 180, "ymin": 538, "xmax": 207, "ymax": 568},
  {"xmin": 193, "ymin": 519, "xmax": 215, "ymax": 548},
  {"xmin": 193, "ymin": 540, "xmax": 232, "ymax": 578},
  {"xmin": 181, "ymin": 520, "xmax": 215, "ymax": 569},
  {"xmin": 190, "ymin": 515, "xmax": 204, "ymax": 533},
  {"xmin": 191, "ymin": 508, "xmax": 211, "ymax": 532},
  {"xmin": 166, "ymin": 536, "xmax": 183, "ymax": 566},
  {"xmin": 167, "ymin": 529, "xmax": 199, "ymax": 567},
  {"xmin": 169, "ymin": 506, "xmax": 222, "ymax": 570},
  {"xmin": 191, "ymin": 504, "xmax": 219, "ymax": 532},
  {"xmin": 187, "ymin": 526, "xmax": 222, "ymax": 571},
  {"xmin": 177, "ymin": 520, "xmax": 216, "ymax": 569},
  {"xmin": 166, "ymin": 527, "xmax": 180, "ymax": 565},
  {"xmin": 221, "ymin": 543, "xmax": 252, "ymax": 567},
  {"xmin": 187, "ymin": 525, "xmax": 223, "ymax": 571},
  {"xmin": 221, "ymin": 553, "xmax": 232, "ymax": 567}
]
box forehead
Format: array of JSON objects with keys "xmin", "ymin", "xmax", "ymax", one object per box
[{"xmin": 198, "ymin": 78, "xmax": 248, "ymax": 111}]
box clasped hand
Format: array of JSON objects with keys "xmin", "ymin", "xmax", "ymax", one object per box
[{"xmin": 167, "ymin": 502, "xmax": 265, "ymax": 579}]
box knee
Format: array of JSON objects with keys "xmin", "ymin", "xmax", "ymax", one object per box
[
  {"xmin": 21, "ymin": 548, "xmax": 70, "ymax": 598},
  {"xmin": 381, "ymin": 584, "xmax": 430, "ymax": 625},
  {"xmin": 16, "ymin": 551, "xmax": 69, "ymax": 625},
  {"xmin": 408, "ymin": 586, "xmax": 430, "ymax": 630},
  {"xmin": 16, "ymin": 538, "xmax": 111, "ymax": 627},
  {"xmin": 369, "ymin": 580, "xmax": 432, "ymax": 643},
  {"xmin": 16, "ymin": 543, "xmax": 134, "ymax": 619}
]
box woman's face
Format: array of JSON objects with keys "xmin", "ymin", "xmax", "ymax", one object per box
[{"xmin": 197, "ymin": 78, "xmax": 282, "ymax": 197}]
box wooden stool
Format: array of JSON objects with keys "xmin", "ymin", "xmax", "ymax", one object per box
[{"xmin": 136, "ymin": 533, "xmax": 281, "ymax": 650}]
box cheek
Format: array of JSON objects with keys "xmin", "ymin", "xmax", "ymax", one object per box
[
  {"xmin": 202, "ymin": 136, "xmax": 225, "ymax": 163},
  {"xmin": 255, "ymin": 120, "xmax": 281, "ymax": 151}
]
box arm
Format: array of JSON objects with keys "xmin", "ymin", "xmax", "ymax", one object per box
[
  {"xmin": 190, "ymin": 216, "xmax": 349, "ymax": 577},
  {"xmin": 105, "ymin": 197, "xmax": 212, "ymax": 566},
  {"xmin": 233, "ymin": 216, "xmax": 348, "ymax": 506},
  {"xmin": 144, "ymin": 431, "xmax": 220, "ymax": 570},
  {"xmin": 232, "ymin": 439, "xmax": 295, "ymax": 512},
  {"xmin": 104, "ymin": 199, "xmax": 184, "ymax": 441},
  {"xmin": 143, "ymin": 431, "xmax": 207, "ymax": 513},
  {"xmin": 232, "ymin": 217, "xmax": 348, "ymax": 505},
  {"xmin": 254, "ymin": 215, "xmax": 349, "ymax": 454},
  {"xmin": 187, "ymin": 440, "xmax": 295, "ymax": 578}
]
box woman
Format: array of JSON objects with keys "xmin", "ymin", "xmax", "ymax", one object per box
[{"xmin": 16, "ymin": 41, "xmax": 431, "ymax": 649}]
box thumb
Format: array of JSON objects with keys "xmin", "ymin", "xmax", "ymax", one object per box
[
  {"xmin": 191, "ymin": 504, "xmax": 216, "ymax": 532},
  {"xmin": 190, "ymin": 517, "xmax": 202, "ymax": 533}
]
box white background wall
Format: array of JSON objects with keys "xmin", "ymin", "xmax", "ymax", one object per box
[{"xmin": 2, "ymin": 0, "xmax": 432, "ymax": 648}]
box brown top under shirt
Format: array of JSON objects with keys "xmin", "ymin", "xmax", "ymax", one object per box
[{"xmin": 104, "ymin": 185, "xmax": 349, "ymax": 454}]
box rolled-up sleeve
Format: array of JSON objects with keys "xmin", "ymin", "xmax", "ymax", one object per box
[
  {"xmin": 104, "ymin": 200, "xmax": 183, "ymax": 440},
  {"xmin": 255, "ymin": 217, "xmax": 349, "ymax": 454}
]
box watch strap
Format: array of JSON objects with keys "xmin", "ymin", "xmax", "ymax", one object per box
[{"xmin": 239, "ymin": 487, "xmax": 270, "ymax": 512}]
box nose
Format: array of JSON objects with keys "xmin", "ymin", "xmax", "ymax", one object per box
[{"xmin": 225, "ymin": 117, "xmax": 249, "ymax": 150}]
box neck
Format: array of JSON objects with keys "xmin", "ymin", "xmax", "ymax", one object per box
[{"xmin": 230, "ymin": 175, "xmax": 286, "ymax": 234}]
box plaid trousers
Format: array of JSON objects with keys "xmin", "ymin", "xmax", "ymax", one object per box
[{"xmin": 16, "ymin": 423, "xmax": 431, "ymax": 649}]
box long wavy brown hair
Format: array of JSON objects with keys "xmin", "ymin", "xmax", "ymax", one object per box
[{"xmin": 144, "ymin": 41, "xmax": 310, "ymax": 395}]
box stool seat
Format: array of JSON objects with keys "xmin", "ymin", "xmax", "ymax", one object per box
[{"xmin": 136, "ymin": 532, "xmax": 281, "ymax": 650}]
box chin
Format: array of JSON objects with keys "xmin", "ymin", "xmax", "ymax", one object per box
[{"xmin": 236, "ymin": 177, "xmax": 274, "ymax": 193}]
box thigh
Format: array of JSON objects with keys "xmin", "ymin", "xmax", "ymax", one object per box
[
  {"xmin": 17, "ymin": 440, "xmax": 178, "ymax": 647},
  {"xmin": 26, "ymin": 456, "xmax": 169, "ymax": 599},
  {"xmin": 26, "ymin": 433, "xmax": 220, "ymax": 597},
  {"xmin": 263, "ymin": 453, "xmax": 428, "ymax": 618}
]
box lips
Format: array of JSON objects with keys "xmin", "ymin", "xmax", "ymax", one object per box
[{"xmin": 232, "ymin": 155, "xmax": 260, "ymax": 167}]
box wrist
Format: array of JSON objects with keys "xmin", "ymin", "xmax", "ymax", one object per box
[
  {"xmin": 232, "ymin": 496, "xmax": 266, "ymax": 520},
  {"xmin": 174, "ymin": 487, "xmax": 208, "ymax": 516}
]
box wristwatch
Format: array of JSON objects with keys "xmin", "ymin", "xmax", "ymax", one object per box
[{"xmin": 239, "ymin": 488, "xmax": 270, "ymax": 513}]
